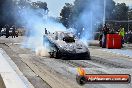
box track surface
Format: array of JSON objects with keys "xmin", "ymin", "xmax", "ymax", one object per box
[{"xmin": 0, "ymin": 36, "xmax": 132, "ymax": 88}]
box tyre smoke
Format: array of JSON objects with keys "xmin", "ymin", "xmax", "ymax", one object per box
[{"xmin": 17, "ymin": 3, "xmax": 66, "ymax": 56}]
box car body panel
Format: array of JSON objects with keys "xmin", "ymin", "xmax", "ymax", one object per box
[{"xmin": 43, "ymin": 31, "xmax": 90, "ymax": 60}]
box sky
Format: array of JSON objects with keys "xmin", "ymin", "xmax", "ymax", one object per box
[
  {"xmin": 114, "ymin": 0, "xmax": 132, "ymax": 6},
  {"xmin": 31, "ymin": 0, "xmax": 132, "ymax": 17},
  {"xmin": 31, "ymin": 0, "xmax": 75, "ymax": 17}
]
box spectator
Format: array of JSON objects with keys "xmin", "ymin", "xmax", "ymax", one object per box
[
  {"xmin": 119, "ymin": 28, "xmax": 125, "ymax": 37},
  {"xmin": 0, "ymin": 27, "xmax": 2, "ymax": 37},
  {"xmin": 126, "ymin": 30, "xmax": 132, "ymax": 43},
  {"xmin": 12, "ymin": 25, "xmax": 16, "ymax": 38},
  {"xmin": 5, "ymin": 25, "xmax": 10, "ymax": 38},
  {"xmin": 101, "ymin": 24, "xmax": 109, "ymax": 48},
  {"xmin": 99, "ymin": 31, "xmax": 103, "ymax": 47},
  {"xmin": 119, "ymin": 27, "xmax": 125, "ymax": 47}
]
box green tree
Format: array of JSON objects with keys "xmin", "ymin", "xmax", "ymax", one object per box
[
  {"xmin": 31, "ymin": 1, "xmax": 48, "ymax": 17},
  {"xmin": 128, "ymin": 9, "xmax": 132, "ymax": 30},
  {"xmin": 31, "ymin": 1, "xmax": 48, "ymax": 10},
  {"xmin": 128, "ymin": 9, "xmax": 132, "ymax": 20},
  {"xmin": 0, "ymin": 0, "xmax": 16, "ymax": 27},
  {"xmin": 113, "ymin": 3, "xmax": 128, "ymax": 20},
  {"xmin": 105, "ymin": 0, "xmax": 115, "ymax": 20},
  {"xmin": 111, "ymin": 3, "xmax": 129, "ymax": 31},
  {"xmin": 60, "ymin": 3, "xmax": 73, "ymax": 28},
  {"xmin": 16, "ymin": 1, "xmax": 48, "ymax": 27},
  {"xmin": 60, "ymin": 0, "xmax": 116, "ymax": 29}
]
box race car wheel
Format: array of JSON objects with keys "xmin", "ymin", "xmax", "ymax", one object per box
[
  {"xmin": 86, "ymin": 55, "xmax": 91, "ymax": 60},
  {"xmin": 54, "ymin": 50, "xmax": 62, "ymax": 59}
]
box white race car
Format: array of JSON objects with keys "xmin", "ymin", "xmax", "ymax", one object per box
[{"xmin": 43, "ymin": 31, "xmax": 91, "ymax": 60}]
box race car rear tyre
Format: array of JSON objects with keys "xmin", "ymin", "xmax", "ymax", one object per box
[
  {"xmin": 53, "ymin": 51, "xmax": 62, "ymax": 59},
  {"xmin": 56, "ymin": 52, "xmax": 62, "ymax": 59},
  {"xmin": 85, "ymin": 56, "xmax": 91, "ymax": 60}
]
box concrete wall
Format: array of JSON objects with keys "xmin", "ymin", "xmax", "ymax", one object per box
[{"xmin": 0, "ymin": 74, "xmax": 6, "ymax": 88}]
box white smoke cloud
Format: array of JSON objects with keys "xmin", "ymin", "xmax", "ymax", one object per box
[
  {"xmin": 77, "ymin": 0, "xmax": 104, "ymax": 44},
  {"xmin": 18, "ymin": 4, "xmax": 66, "ymax": 53}
]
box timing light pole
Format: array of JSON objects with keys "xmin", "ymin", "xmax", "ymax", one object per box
[{"xmin": 103, "ymin": 0, "xmax": 106, "ymax": 26}]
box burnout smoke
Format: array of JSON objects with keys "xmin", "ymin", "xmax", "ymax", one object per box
[
  {"xmin": 73, "ymin": 0, "xmax": 111, "ymax": 45},
  {"xmin": 17, "ymin": 2, "xmax": 66, "ymax": 56}
]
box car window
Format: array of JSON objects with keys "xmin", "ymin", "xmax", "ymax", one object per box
[
  {"xmin": 65, "ymin": 33, "xmax": 74, "ymax": 37},
  {"xmin": 59, "ymin": 32, "xmax": 65, "ymax": 40}
]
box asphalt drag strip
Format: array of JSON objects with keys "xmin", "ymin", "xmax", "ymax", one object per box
[{"xmin": 1, "ymin": 42, "xmax": 132, "ymax": 88}]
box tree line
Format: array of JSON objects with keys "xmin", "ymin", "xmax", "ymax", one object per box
[
  {"xmin": 60, "ymin": 0, "xmax": 132, "ymax": 32},
  {"xmin": 0, "ymin": 0, "xmax": 132, "ymax": 32},
  {"xmin": 0, "ymin": 0, "xmax": 48, "ymax": 28}
]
